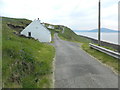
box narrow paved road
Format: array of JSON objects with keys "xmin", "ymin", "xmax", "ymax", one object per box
[{"xmin": 53, "ymin": 33, "xmax": 118, "ymax": 88}]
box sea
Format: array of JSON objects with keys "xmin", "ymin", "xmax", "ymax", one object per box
[{"xmin": 74, "ymin": 32, "xmax": 119, "ymax": 45}]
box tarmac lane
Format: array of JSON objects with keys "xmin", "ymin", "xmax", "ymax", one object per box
[{"xmin": 53, "ymin": 33, "xmax": 118, "ymax": 88}]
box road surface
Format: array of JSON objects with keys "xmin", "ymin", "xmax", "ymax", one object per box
[{"xmin": 53, "ymin": 33, "xmax": 118, "ymax": 88}]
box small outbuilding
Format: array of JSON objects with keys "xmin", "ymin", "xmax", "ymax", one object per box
[
  {"xmin": 20, "ymin": 18, "xmax": 51, "ymax": 42},
  {"xmin": 48, "ymin": 25, "xmax": 54, "ymax": 29}
]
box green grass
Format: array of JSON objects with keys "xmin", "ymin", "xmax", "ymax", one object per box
[
  {"xmin": 57, "ymin": 26, "xmax": 119, "ymax": 73},
  {"xmin": 58, "ymin": 27, "xmax": 90, "ymax": 43},
  {"xmin": 2, "ymin": 17, "xmax": 55, "ymax": 88}
]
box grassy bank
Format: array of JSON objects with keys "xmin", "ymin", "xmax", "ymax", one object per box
[
  {"xmin": 2, "ymin": 17, "xmax": 55, "ymax": 88},
  {"xmin": 57, "ymin": 26, "xmax": 119, "ymax": 73}
]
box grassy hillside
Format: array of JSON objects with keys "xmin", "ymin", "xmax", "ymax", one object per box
[
  {"xmin": 58, "ymin": 26, "xmax": 90, "ymax": 43},
  {"xmin": 2, "ymin": 17, "xmax": 55, "ymax": 88}
]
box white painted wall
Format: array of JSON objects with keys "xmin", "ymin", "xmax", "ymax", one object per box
[
  {"xmin": 20, "ymin": 19, "xmax": 51, "ymax": 42},
  {"xmin": 48, "ymin": 25, "xmax": 54, "ymax": 29}
]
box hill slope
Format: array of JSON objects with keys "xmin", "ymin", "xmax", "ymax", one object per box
[
  {"xmin": 58, "ymin": 27, "xmax": 90, "ymax": 43},
  {"xmin": 2, "ymin": 17, "xmax": 55, "ymax": 88}
]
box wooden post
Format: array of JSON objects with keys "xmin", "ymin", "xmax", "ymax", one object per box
[{"xmin": 98, "ymin": 0, "xmax": 101, "ymax": 46}]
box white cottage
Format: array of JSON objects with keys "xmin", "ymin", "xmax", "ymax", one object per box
[
  {"xmin": 48, "ymin": 25, "xmax": 54, "ymax": 29},
  {"xmin": 20, "ymin": 19, "xmax": 51, "ymax": 42}
]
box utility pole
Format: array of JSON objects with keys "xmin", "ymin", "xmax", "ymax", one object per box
[
  {"xmin": 98, "ymin": 0, "xmax": 101, "ymax": 46},
  {"xmin": 118, "ymin": 1, "xmax": 120, "ymax": 53}
]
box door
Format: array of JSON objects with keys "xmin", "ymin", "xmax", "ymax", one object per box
[{"xmin": 28, "ymin": 32, "xmax": 31, "ymax": 37}]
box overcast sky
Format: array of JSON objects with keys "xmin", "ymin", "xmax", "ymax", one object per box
[{"xmin": 0, "ymin": 0, "xmax": 119, "ymax": 30}]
